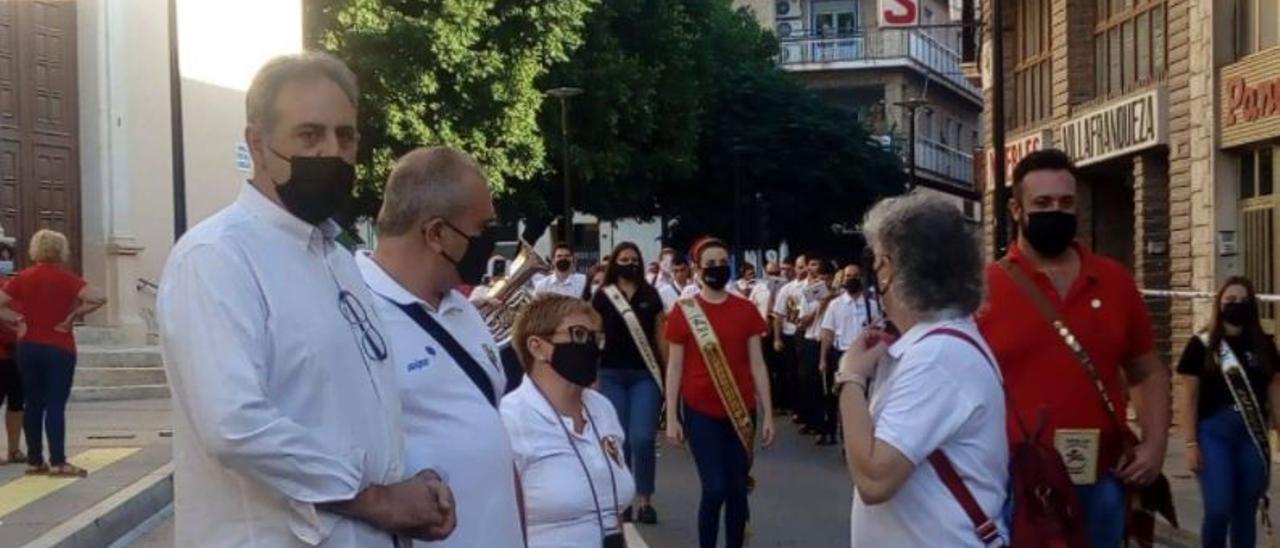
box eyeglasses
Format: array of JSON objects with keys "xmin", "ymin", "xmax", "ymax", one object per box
[
  {"xmin": 549, "ymin": 325, "xmax": 606, "ymax": 349},
  {"xmin": 338, "ymin": 289, "xmax": 389, "ymax": 362}
]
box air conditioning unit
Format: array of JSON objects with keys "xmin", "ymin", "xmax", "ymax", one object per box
[
  {"xmin": 775, "ymin": 0, "xmax": 802, "ymax": 20},
  {"xmin": 775, "ymin": 20, "xmax": 803, "ymax": 39},
  {"xmin": 779, "ymin": 43, "xmax": 804, "ymax": 64}
]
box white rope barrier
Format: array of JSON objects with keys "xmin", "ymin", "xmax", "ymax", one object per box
[{"xmin": 1141, "ymin": 289, "xmax": 1280, "ymax": 303}]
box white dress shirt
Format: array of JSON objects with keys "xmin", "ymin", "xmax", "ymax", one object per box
[
  {"xmin": 801, "ymin": 282, "xmax": 831, "ymax": 341},
  {"xmin": 771, "ymin": 279, "xmax": 804, "ymax": 336},
  {"xmin": 356, "ymin": 252, "xmax": 522, "ymax": 548},
  {"xmin": 158, "ymin": 184, "xmax": 405, "ymax": 547},
  {"xmin": 749, "ymin": 283, "xmax": 772, "ymax": 324},
  {"xmin": 534, "ymin": 272, "xmax": 588, "ymax": 299},
  {"xmin": 502, "ymin": 381, "xmax": 636, "ymax": 548},
  {"xmin": 657, "ymin": 280, "xmax": 695, "ymax": 313},
  {"xmin": 819, "ymin": 292, "xmax": 879, "ymax": 352},
  {"xmin": 850, "ymin": 316, "xmax": 1009, "ymax": 547}
]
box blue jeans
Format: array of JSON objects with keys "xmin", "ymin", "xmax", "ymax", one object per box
[
  {"xmin": 683, "ymin": 403, "xmax": 751, "ymax": 548},
  {"xmin": 1074, "ymin": 473, "xmax": 1126, "ymax": 548},
  {"xmin": 17, "ymin": 343, "xmax": 76, "ymax": 466},
  {"xmin": 598, "ymin": 368, "xmax": 661, "ymax": 496},
  {"xmin": 1198, "ymin": 406, "xmax": 1268, "ymax": 548}
]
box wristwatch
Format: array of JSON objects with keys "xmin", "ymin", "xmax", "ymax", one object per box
[{"xmin": 834, "ymin": 371, "xmax": 868, "ymax": 394}]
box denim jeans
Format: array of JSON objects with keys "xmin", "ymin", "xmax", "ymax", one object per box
[
  {"xmin": 598, "ymin": 368, "xmax": 662, "ymax": 496},
  {"xmin": 683, "ymin": 403, "xmax": 751, "ymax": 548},
  {"xmin": 1198, "ymin": 406, "xmax": 1268, "ymax": 548},
  {"xmin": 18, "ymin": 343, "xmax": 76, "ymax": 466},
  {"xmin": 1074, "ymin": 473, "xmax": 1126, "ymax": 548}
]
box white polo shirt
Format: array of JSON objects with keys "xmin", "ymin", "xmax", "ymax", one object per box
[
  {"xmin": 657, "ymin": 280, "xmax": 696, "ymax": 312},
  {"xmin": 850, "ymin": 316, "xmax": 1008, "ymax": 547},
  {"xmin": 771, "ymin": 279, "xmax": 805, "ymax": 336},
  {"xmin": 534, "ymin": 272, "xmax": 588, "ymax": 299},
  {"xmin": 356, "ymin": 252, "xmax": 523, "ymax": 548},
  {"xmin": 819, "ymin": 292, "xmax": 879, "ymax": 352},
  {"xmin": 801, "ymin": 282, "xmax": 831, "ymax": 341},
  {"xmin": 502, "ymin": 381, "xmax": 636, "ymax": 548}
]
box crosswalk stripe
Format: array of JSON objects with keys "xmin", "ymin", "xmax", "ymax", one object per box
[
  {"xmin": 624, "ymin": 523, "xmax": 649, "ymax": 548},
  {"xmin": 0, "ymin": 447, "xmax": 140, "ymax": 519}
]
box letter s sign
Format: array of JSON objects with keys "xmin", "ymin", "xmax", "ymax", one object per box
[{"xmin": 879, "ymin": 0, "xmax": 919, "ymax": 27}]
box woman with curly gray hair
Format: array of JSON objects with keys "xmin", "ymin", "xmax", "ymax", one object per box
[{"xmin": 834, "ymin": 191, "xmax": 1009, "ymax": 546}]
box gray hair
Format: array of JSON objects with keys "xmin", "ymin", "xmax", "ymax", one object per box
[
  {"xmin": 376, "ymin": 147, "xmax": 488, "ymax": 237},
  {"xmin": 862, "ymin": 191, "xmax": 984, "ymax": 317},
  {"xmin": 246, "ymin": 52, "xmax": 359, "ymax": 132}
]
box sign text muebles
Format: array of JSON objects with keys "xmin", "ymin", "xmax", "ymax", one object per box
[{"xmin": 1059, "ymin": 88, "xmax": 1168, "ymax": 167}]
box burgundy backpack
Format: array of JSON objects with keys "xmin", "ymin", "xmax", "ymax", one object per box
[{"xmin": 924, "ymin": 328, "xmax": 1089, "ymax": 548}]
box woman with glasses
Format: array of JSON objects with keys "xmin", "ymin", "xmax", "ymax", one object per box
[
  {"xmin": 502, "ymin": 294, "xmax": 635, "ymax": 548},
  {"xmin": 591, "ymin": 242, "xmax": 667, "ymax": 524},
  {"xmin": 1176, "ymin": 276, "xmax": 1280, "ymax": 548},
  {"xmin": 664, "ymin": 237, "xmax": 775, "ymax": 548}
]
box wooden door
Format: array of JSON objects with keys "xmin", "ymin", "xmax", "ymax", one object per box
[{"xmin": 0, "ymin": 0, "xmax": 79, "ymax": 272}]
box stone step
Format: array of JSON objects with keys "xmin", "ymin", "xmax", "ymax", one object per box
[
  {"xmin": 73, "ymin": 326, "xmax": 146, "ymax": 347},
  {"xmin": 74, "ymin": 367, "xmax": 167, "ymax": 388},
  {"xmin": 77, "ymin": 346, "xmax": 163, "ymax": 369},
  {"xmin": 71, "ymin": 385, "xmax": 170, "ymax": 402}
]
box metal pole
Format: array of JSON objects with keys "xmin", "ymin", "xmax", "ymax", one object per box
[
  {"xmin": 168, "ymin": 0, "xmax": 187, "ymax": 240},
  {"xmin": 559, "ymin": 95, "xmax": 573, "ymax": 249},
  {"xmin": 992, "ymin": 0, "xmax": 1010, "ymax": 256},
  {"xmin": 733, "ymin": 149, "xmax": 742, "ymax": 263},
  {"xmin": 907, "ymin": 109, "xmax": 917, "ymax": 190}
]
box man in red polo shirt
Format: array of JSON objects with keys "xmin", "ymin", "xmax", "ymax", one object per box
[{"xmin": 978, "ymin": 149, "xmax": 1171, "ymax": 548}]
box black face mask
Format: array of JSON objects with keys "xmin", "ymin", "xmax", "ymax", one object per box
[
  {"xmin": 268, "ymin": 149, "xmax": 355, "ymax": 226},
  {"xmin": 702, "ymin": 265, "xmax": 730, "ymax": 290},
  {"xmin": 555, "ymin": 259, "xmax": 573, "ymax": 272},
  {"xmin": 440, "ymin": 221, "xmax": 495, "ymax": 285},
  {"xmin": 618, "ymin": 263, "xmax": 644, "ymax": 281},
  {"xmin": 844, "ymin": 279, "xmax": 863, "ymax": 294},
  {"xmin": 1022, "ymin": 211, "xmax": 1077, "ymax": 258},
  {"xmin": 550, "ymin": 341, "xmax": 601, "ymax": 387},
  {"xmin": 1222, "ymin": 300, "xmax": 1256, "ymax": 327}
]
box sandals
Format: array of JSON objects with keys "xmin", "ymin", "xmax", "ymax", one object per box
[{"xmin": 46, "ymin": 463, "xmax": 87, "ymax": 478}]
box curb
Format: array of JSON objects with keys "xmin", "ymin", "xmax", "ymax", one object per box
[{"xmin": 23, "ymin": 463, "xmax": 174, "ymax": 548}]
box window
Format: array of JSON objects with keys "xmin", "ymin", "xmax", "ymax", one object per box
[
  {"xmin": 1095, "ymin": 0, "xmax": 1166, "ymax": 97},
  {"xmin": 1014, "ymin": 0, "xmax": 1052, "ymax": 129},
  {"xmin": 1240, "ymin": 148, "xmax": 1275, "ymax": 199}
]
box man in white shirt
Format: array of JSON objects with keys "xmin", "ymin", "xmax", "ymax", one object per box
[
  {"xmin": 770, "ymin": 254, "xmax": 808, "ymax": 418},
  {"xmin": 730, "ymin": 262, "xmax": 758, "ymax": 298},
  {"xmin": 158, "ymin": 53, "xmax": 454, "ymax": 547},
  {"xmin": 534, "ymin": 243, "xmax": 588, "ymax": 299},
  {"xmin": 797, "ymin": 258, "xmax": 834, "ymax": 436},
  {"xmin": 817, "ymin": 263, "xmax": 879, "ymax": 445},
  {"xmin": 657, "ymin": 255, "xmax": 696, "ymax": 312},
  {"xmin": 358, "ymin": 147, "xmax": 524, "ymax": 547}
]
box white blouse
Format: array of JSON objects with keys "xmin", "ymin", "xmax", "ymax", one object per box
[{"xmin": 501, "ymin": 381, "xmax": 636, "ymax": 547}]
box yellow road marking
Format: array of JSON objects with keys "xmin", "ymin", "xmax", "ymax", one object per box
[{"xmin": 0, "ymin": 447, "xmax": 140, "ymax": 519}]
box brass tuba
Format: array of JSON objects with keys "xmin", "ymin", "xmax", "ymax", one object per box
[{"xmin": 481, "ymin": 241, "xmax": 551, "ymax": 347}]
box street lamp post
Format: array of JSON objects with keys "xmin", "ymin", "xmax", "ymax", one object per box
[
  {"xmin": 546, "ymin": 87, "xmax": 583, "ymax": 248},
  {"xmin": 893, "ymin": 97, "xmax": 930, "ymax": 192}
]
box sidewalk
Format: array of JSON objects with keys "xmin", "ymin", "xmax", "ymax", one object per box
[
  {"xmin": 0, "ymin": 399, "xmax": 172, "ymax": 548},
  {"xmin": 1159, "ymin": 430, "xmax": 1280, "ymax": 547}
]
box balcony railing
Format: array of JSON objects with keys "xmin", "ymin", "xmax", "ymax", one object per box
[
  {"xmin": 914, "ymin": 137, "xmax": 974, "ymax": 186},
  {"xmin": 778, "ymin": 28, "xmax": 980, "ymax": 99}
]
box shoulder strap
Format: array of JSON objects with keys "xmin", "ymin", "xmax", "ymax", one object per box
[
  {"xmin": 389, "ymin": 299, "xmax": 498, "ymax": 408},
  {"xmin": 602, "ymin": 285, "xmax": 665, "ymax": 392},
  {"xmin": 920, "ymin": 326, "xmax": 1005, "ymax": 547},
  {"xmin": 996, "ymin": 259, "xmax": 1123, "ymax": 428}
]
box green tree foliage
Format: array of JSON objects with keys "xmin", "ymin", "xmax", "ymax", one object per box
[{"xmin": 310, "ymin": 0, "xmax": 597, "ymax": 214}]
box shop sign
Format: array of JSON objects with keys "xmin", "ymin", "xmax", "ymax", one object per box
[
  {"xmin": 1221, "ymin": 47, "xmax": 1280, "ymax": 148},
  {"xmin": 985, "ymin": 129, "xmax": 1053, "ymax": 188},
  {"xmin": 1058, "ymin": 88, "xmax": 1167, "ymax": 167}
]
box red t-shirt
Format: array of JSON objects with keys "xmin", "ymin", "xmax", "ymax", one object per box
[
  {"xmin": 664, "ymin": 294, "xmax": 768, "ymax": 418},
  {"xmin": 977, "ymin": 243, "xmax": 1154, "ymax": 469},
  {"xmin": 0, "ymin": 278, "xmax": 14, "ymax": 360},
  {"xmin": 4, "ymin": 263, "xmax": 86, "ymax": 354}
]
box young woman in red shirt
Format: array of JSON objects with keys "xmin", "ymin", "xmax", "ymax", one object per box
[
  {"xmin": 0, "ymin": 230, "xmax": 106, "ymax": 476},
  {"xmin": 663, "ymin": 237, "xmax": 774, "ymax": 548}
]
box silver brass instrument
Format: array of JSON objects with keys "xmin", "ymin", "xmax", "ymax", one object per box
[{"xmin": 482, "ymin": 241, "xmax": 550, "ymax": 347}]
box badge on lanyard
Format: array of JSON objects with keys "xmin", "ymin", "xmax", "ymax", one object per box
[{"xmin": 1054, "ymin": 428, "xmax": 1101, "ymax": 485}]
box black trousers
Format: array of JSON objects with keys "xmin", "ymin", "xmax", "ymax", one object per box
[
  {"xmin": 819, "ymin": 350, "xmax": 841, "ymax": 436},
  {"xmin": 797, "ymin": 338, "xmax": 824, "ymax": 428},
  {"xmin": 764, "ymin": 334, "xmax": 787, "ymax": 413}
]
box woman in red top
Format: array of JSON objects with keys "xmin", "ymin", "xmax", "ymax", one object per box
[
  {"xmin": 663, "ymin": 238, "xmax": 774, "ymax": 548},
  {"xmin": 0, "ymin": 230, "xmax": 105, "ymax": 476}
]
